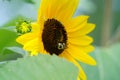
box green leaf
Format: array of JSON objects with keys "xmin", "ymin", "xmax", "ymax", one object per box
[
  {"xmin": 2, "ymin": 46, "xmax": 27, "ymax": 56},
  {"xmin": 0, "ymin": 29, "xmax": 22, "ymax": 61},
  {"xmin": 0, "ymin": 46, "xmax": 27, "ymax": 62},
  {"xmin": 0, "ymin": 29, "xmax": 19, "ymax": 53},
  {"xmin": 0, "ymin": 54, "xmax": 78, "ymax": 80},
  {"xmin": 23, "ymin": 0, "xmax": 35, "ymax": 4},
  {"xmin": 81, "ymin": 43, "xmax": 120, "ymax": 80}
]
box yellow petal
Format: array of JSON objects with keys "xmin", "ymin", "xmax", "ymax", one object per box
[
  {"xmin": 65, "ymin": 44, "xmax": 96, "ymax": 65},
  {"xmin": 31, "ymin": 22, "xmax": 40, "ymax": 32},
  {"xmin": 60, "ymin": 52, "xmax": 86, "ymax": 80},
  {"xmin": 68, "ymin": 35, "xmax": 93, "ymax": 46},
  {"xmin": 79, "ymin": 45, "xmax": 95, "ymax": 53},
  {"xmin": 23, "ymin": 38, "xmax": 44, "ymax": 54},
  {"xmin": 68, "ymin": 23, "xmax": 95, "ymax": 37},
  {"xmin": 38, "ymin": 0, "xmax": 79, "ymax": 22},
  {"xmin": 30, "ymin": 51, "xmax": 39, "ymax": 56},
  {"xmin": 16, "ymin": 32, "xmax": 39, "ymax": 45},
  {"xmin": 77, "ymin": 77, "xmax": 81, "ymax": 80},
  {"xmin": 65, "ymin": 16, "xmax": 89, "ymax": 32},
  {"xmin": 77, "ymin": 63, "xmax": 87, "ymax": 80}
]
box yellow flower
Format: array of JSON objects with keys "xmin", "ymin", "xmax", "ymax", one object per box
[{"xmin": 16, "ymin": 0, "xmax": 96, "ymax": 80}]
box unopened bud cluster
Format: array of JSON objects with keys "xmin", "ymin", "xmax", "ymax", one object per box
[{"xmin": 16, "ymin": 20, "xmax": 32, "ymax": 35}]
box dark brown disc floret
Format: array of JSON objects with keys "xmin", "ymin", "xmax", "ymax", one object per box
[{"xmin": 42, "ymin": 18, "xmax": 67, "ymax": 55}]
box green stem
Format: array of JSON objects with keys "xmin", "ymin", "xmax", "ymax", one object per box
[{"xmin": 101, "ymin": 0, "xmax": 112, "ymax": 46}]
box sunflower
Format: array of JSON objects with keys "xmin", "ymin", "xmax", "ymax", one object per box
[{"xmin": 16, "ymin": 0, "xmax": 96, "ymax": 80}]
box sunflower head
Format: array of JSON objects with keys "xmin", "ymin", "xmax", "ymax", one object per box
[
  {"xmin": 16, "ymin": 19, "xmax": 32, "ymax": 35},
  {"xmin": 16, "ymin": 0, "xmax": 96, "ymax": 80}
]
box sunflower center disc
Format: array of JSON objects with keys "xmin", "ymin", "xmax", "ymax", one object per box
[{"xmin": 42, "ymin": 18, "xmax": 67, "ymax": 55}]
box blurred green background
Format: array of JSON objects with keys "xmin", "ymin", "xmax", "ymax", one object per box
[{"xmin": 0, "ymin": 0, "xmax": 120, "ymax": 80}]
